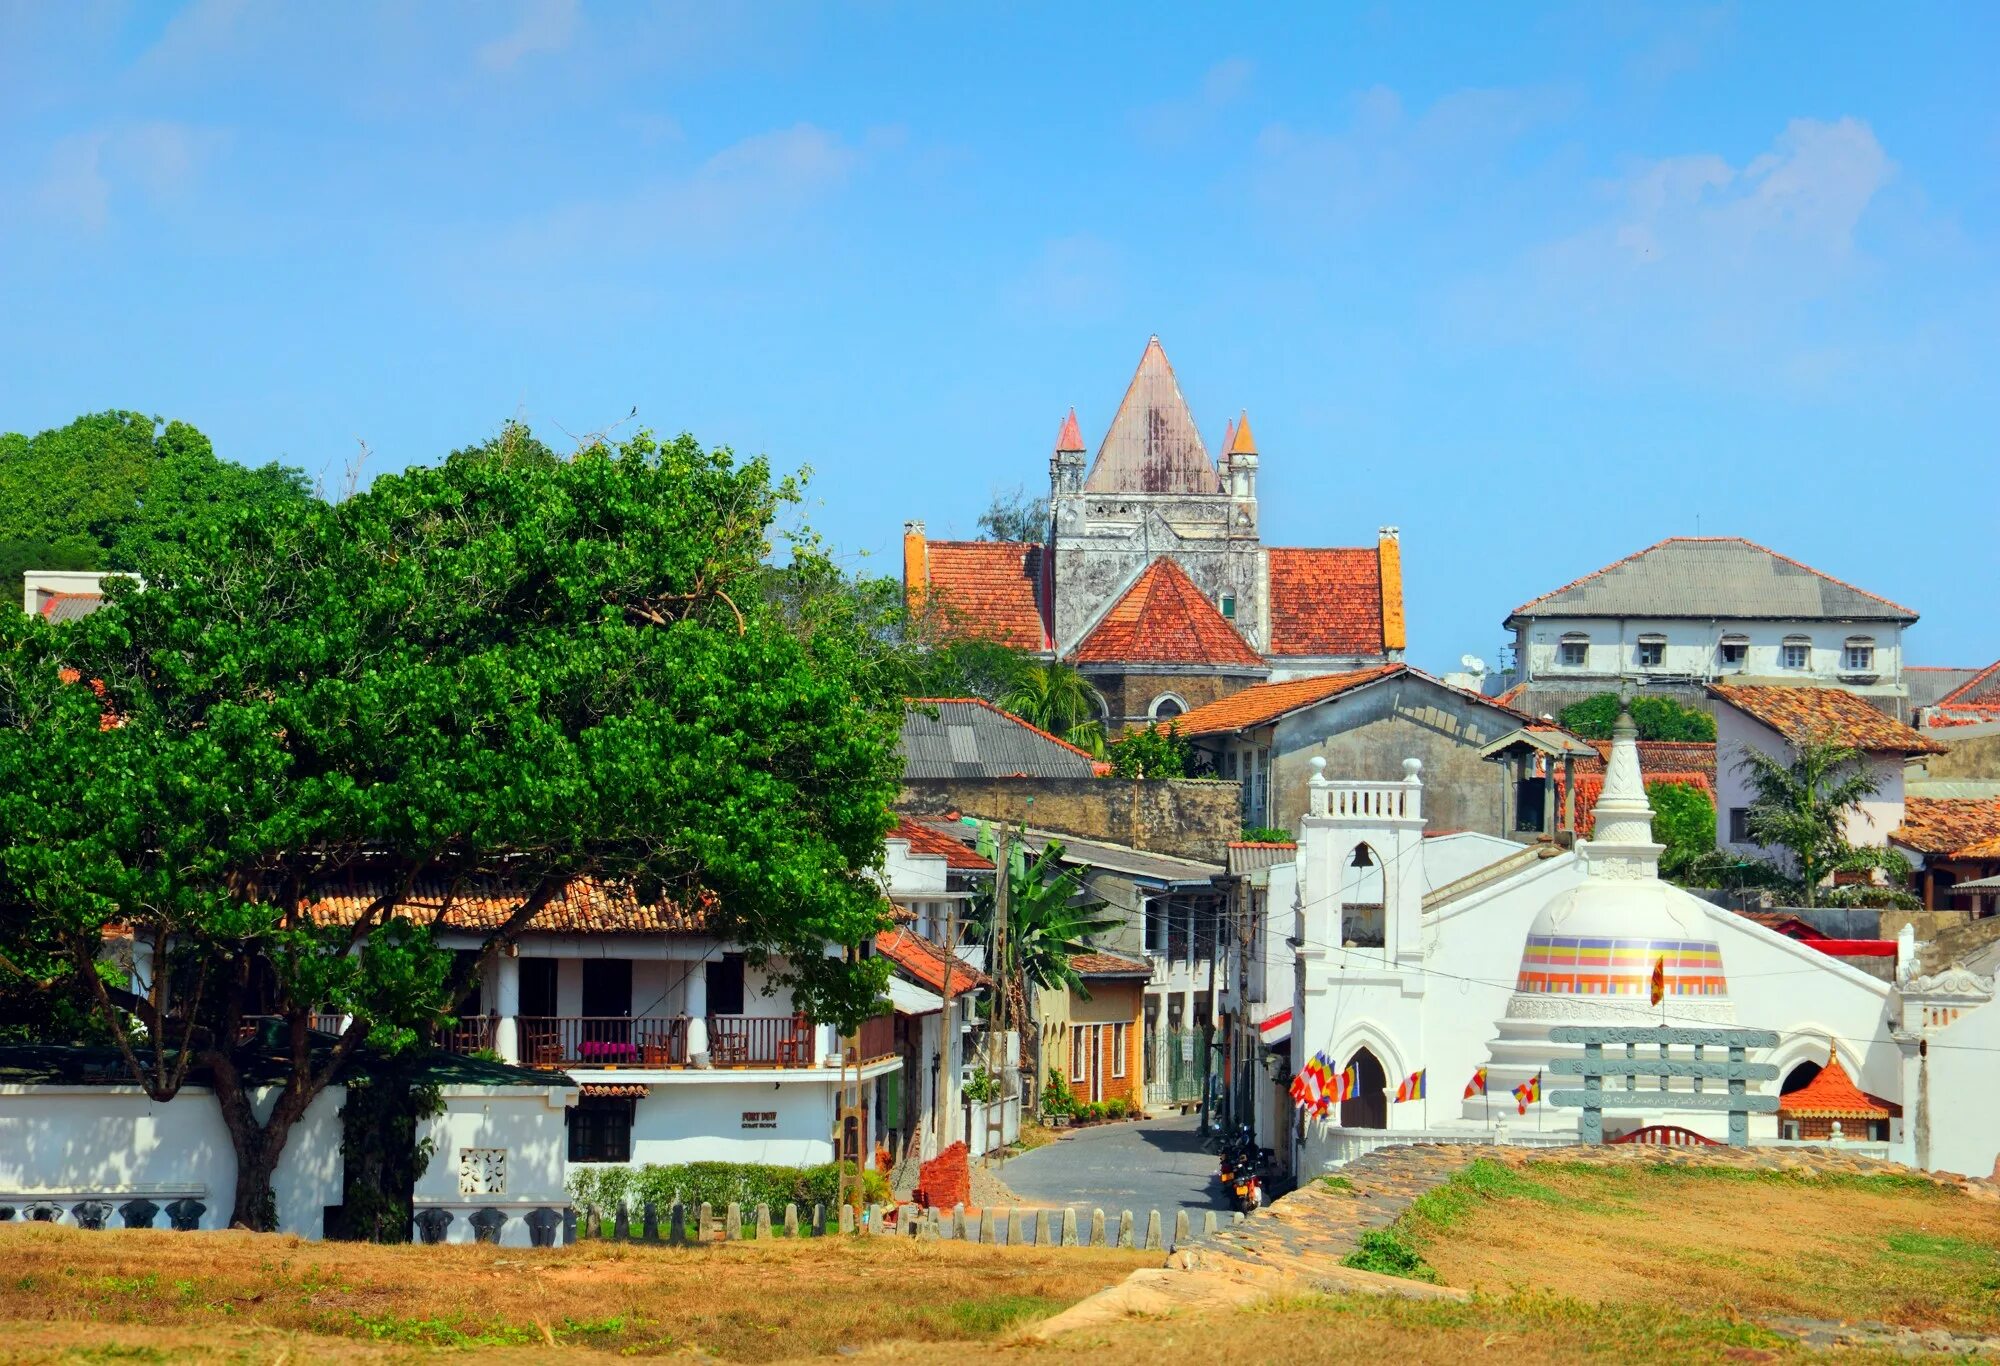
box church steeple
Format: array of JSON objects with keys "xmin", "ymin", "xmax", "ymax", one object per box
[
  {"xmin": 1050, "ymin": 407, "xmax": 1086, "ymax": 496},
  {"xmin": 1083, "ymin": 336, "xmax": 1221, "ymax": 495}
]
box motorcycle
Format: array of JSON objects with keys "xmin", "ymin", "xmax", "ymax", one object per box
[{"xmin": 1230, "ymin": 1146, "xmax": 1274, "ymax": 1213}]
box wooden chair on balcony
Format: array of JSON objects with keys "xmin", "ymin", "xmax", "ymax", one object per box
[
  {"xmin": 776, "ymin": 1013, "xmax": 813, "ymax": 1067},
  {"xmin": 710, "ymin": 1024, "xmax": 749, "ymax": 1066}
]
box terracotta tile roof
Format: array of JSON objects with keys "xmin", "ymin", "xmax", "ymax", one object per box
[
  {"xmin": 1707, "ymin": 684, "xmax": 1944, "ymax": 755},
  {"xmin": 1956, "ymin": 833, "xmax": 2000, "ymax": 860},
  {"xmin": 1509, "ymin": 536, "xmax": 1918, "ymax": 623},
  {"xmin": 890, "ymin": 814, "xmax": 994, "ymax": 871},
  {"xmin": 1266, "ymin": 548, "xmax": 1386, "ymax": 657},
  {"xmin": 1054, "ymin": 407, "xmax": 1085, "ymax": 453},
  {"xmin": 1171, "ymin": 664, "xmax": 1406, "ymax": 735},
  {"xmin": 1779, "ymin": 1052, "xmax": 1892, "ymax": 1120},
  {"xmin": 1556, "ymin": 773, "xmax": 1713, "ymax": 838},
  {"xmin": 1490, "ymin": 682, "xmax": 1527, "ymax": 708},
  {"xmin": 1073, "ymin": 557, "xmax": 1263, "ymax": 669},
  {"xmin": 1893, "ymin": 798, "xmax": 2000, "ymax": 857},
  {"xmin": 1578, "ymin": 740, "xmax": 1717, "ymax": 782},
  {"xmin": 1068, "ymin": 950, "xmax": 1151, "ymax": 977},
  {"xmin": 922, "ymin": 541, "xmax": 1050, "ymax": 649},
  {"xmin": 873, "ymin": 928, "xmax": 987, "ymax": 996},
  {"xmin": 300, "ymin": 878, "xmax": 714, "ymax": 934},
  {"xmin": 1927, "ymin": 660, "xmax": 2000, "ymax": 726},
  {"xmin": 579, "ymin": 1083, "xmax": 651, "ymax": 1099}
]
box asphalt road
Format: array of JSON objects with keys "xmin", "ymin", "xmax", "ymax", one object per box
[{"xmin": 995, "ymin": 1112, "xmax": 1232, "ymax": 1218}]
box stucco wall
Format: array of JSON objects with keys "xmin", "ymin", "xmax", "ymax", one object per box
[
  {"xmin": 0, "ymin": 1084, "xmax": 343, "ymax": 1236},
  {"xmin": 1922, "ymin": 731, "xmax": 2000, "ymax": 779},
  {"xmin": 1263, "ymin": 676, "xmax": 1520, "ymax": 837},
  {"xmin": 1515, "ymin": 615, "xmax": 1905, "ymax": 701},
  {"xmin": 414, "ymin": 1084, "xmax": 575, "ymax": 1246},
  {"xmin": 1085, "ymin": 669, "xmax": 1253, "ymax": 732},
  {"xmin": 608, "ymin": 1079, "xmax": 839, "ymax": 1168},
  {"xmin": 899, "ymin": 777, "xmax": 1242, "ymax": 863},
  {"xmin": 1715, "ymin": 708, "xmax": 1906, "ymax": 861}
]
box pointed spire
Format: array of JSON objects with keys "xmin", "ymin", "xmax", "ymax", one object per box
[
  {"xmin": 1054, "ymin": 407, "xmax": 1085, "ymax": 453},
  {"xmin": 1583, "ymin": 703, "xmax": 1662, "ymax": 874},
  {"xmin": 1083, "ymin": 336, "xmax": 1222, "ymax": 495},
  {"xmin": 1227, "ymin": 410, "xmax": 1257, "ymax": 456}
]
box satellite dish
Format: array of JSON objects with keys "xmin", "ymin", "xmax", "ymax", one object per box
[{"xmin": 1460, "ymin": 654, "xmax": 1486, "ymax": 675}]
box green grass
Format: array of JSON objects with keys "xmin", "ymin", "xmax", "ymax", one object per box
[
  {"xmin": 1340, "ymin": 1229, "xmax": 1438, "ymax": 1283},
  {"xmin": 941, "ymin": 1294, "xmax": 1061, "ymax": 1335},
  {"xmin": 347, "ymin": 1312, "xmax": 538, "ymax": 1348},
  {"xmin": 1318, "ymin": 1175, "xmax": 1353, "ymax": 1191}
]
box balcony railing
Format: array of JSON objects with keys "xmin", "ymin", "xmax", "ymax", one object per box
[
  {"xmin": 852, "ymin": 1012, "xmax": 895, "ymax": 1065},
  {"xmin": 430, "ymin": 1013, "xmax": 892, "ymax": 1070},
  {"xmin": 442, "ymin": 1014, "xmax": 497, "ymax": 1054},
  {"xmin": 517, "ymin": 1016, "xmax": 690, "ymax": 1068}
]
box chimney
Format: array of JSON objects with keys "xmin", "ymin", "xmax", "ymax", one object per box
[
  {"xmin": 1377, "ymin": 527, "xmax": 1406, "ymax": 656},
  {"xmin": 903, "ymin": 521, "xmax": 928, "ymax": 615}
]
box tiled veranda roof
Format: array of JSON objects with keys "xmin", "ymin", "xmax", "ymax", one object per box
[
  {"xmin": 873, "ymin": 928, "xmax": 987, "ymax": 996},
  {"xmin": 1708, "ymin": 684, "xmax": 1943, "ymax": 756},
  {"xmin": 1893, "ymin": 798, "xmax": 2000, "ymax": 858},
  {"xmin": 300, "ymin": 878, "xmax": 714, "ymax": 934}
]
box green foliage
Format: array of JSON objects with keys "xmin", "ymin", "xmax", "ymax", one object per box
[
  {"xmin": 1039, "ymin": 1067, "xmax": 1078, "ymax": 1119},
  {"xmin": 1240, "ymin": 826, "xmax": 1293, "ymax": 845},
  {"xmin": 334, "ymin": 1059, "xmax": 445, "ymax": 1243},
  {"xmin": 1341, "ymin": 1229, "xmax": 1438, "ymax": 1282},
  {"xmin": 1733, "ymin": 736, "xmax": 1891, "ymax": 906},
  {"xmin": 0, "ymin": 410, "xmax": 310, "ymax": 603},
  {"xmin": 0, "ymin": 425, "xmax": 906, "ymax": 1224},
  {"xmin": 975, "ymin": 485, "xmax": 1048, "ymax": 543},
  {"xmin": 1106, "ymin": 722, "xmax": 1188, "ymax": 779},
  {"xmin": 1648, "ymin": 781, "xmax": 1716, "ymax": 881},
  {"xmin": 967, "ymin": 843, "xmax": 1121, "ymax": 1005},
  {"xmin": 962, "ymin": 1065, "xmax": 1001, "ymax": 1104},
  {"xmin": 1558, "ymin": 693, "xmax": 1716, "ymax": 742},
  {"xmin": 567, "ymin": 1160, "xmax": 890, "ymax": 1221},
  {"xmin": 998, "ymin": 661, "xmax": 1106, "ymax": 757}
]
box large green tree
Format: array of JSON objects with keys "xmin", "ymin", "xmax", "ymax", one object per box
[
  {"xmin": 0, "ymin": 410, "xmax": 309, "ymax": 602},
  {"xmin": 1732, "ymin": 735, "xmax": 1903, "ymax": 905},
  {"xmin": 0, "ymin": 428, "xmax": 901, "ymax": 1229},
  {"xmin": 1558, "ymin": 692, "xmax": 1717, "ymax": 743}
]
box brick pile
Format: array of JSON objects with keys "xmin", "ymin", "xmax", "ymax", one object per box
[{"xmin": 914, "ymin": 1141, "xmax": 971, "ymax": 1211}]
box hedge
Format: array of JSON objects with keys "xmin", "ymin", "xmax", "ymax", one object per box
[{"xmin": 567, "ymin": 1161, "xmax": 891, "ymax": 1220}]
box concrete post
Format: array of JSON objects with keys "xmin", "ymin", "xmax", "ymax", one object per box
[
  {"xmin": 1173, "ymin": 1209, "xmax": 1190, "ymax": 1248},
  {"xmin": 1090, "ymin": 1209, "xmax": 1105, "ymax": 1247},
  {"xmin": 1034, "ymin": 1209, "xmax": 1051, "ymax": 1246},
  {"xmin": 755, "ymin": 1204, "xmax": 771, "ymax": 1240},
  {"xmin": 784, "ymin": 1203, "xmax": 799, "ymax": 1238},
  {"xmin": 725, "ymin": 1203, "xmax": 741, "ymax": 1240},
  {"xmin": 952, "ymin": 1203, "xmax": 967, "ymax": 1240},
  {"xmin": 1118, "ymin": 1210, "xmax": 1134, "ymax": 1249},
  {"xmin": 1060, "ymin": 1208, "xmax": 1078, "ymax": 1247},
  {"xmin": 1144, "ymin": 1210, "xmax": 1162, "ymax": 1251},
  {"xmin": 838, "ymin": 1204, "xmax": 855, "ymax": 1235}
]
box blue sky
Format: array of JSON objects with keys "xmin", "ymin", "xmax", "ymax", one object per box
[{"xmin": 2, "ymin": 3, "xmax": 1995, "ymax": 673}]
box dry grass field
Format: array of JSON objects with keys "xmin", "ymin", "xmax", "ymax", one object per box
[
  {"xmin": 9, "ymin": 1160, "xmax": 2000, "ymax": 1362},
  {"xmin": 0, "ymin": 1224, "xmax": 1148, "ymax": 1362}
]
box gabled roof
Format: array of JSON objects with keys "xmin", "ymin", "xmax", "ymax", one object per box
[
  {"xmin": 1073, "ymin": 558, "xmax": 1264, "ymax": 669},
  {"xmin": 1779, "ymin": 1051, "xmax": 1892, "ymax": 1120},
  {"xmin": 1170, "ymin": 664, "xmax": 1407, "ymax": 735},
  {"xmin": 1266, "ymin": 547, "xmax": 1388, "ymax": 657},
  {"xmin": 873, "ymin": 928, "xmax": 987, "ymax": 996},
  {"xmin": 921, "ymin": 540, "xmax": 1050, "ymax": 649},
  {"xmin": 1069, "ymin": 950, "xmax": 1151, "ymax": 978},
  {"xmin": 1908, "ymin": 665, "xmax": 1990, "ymax": 711},
  {"xmin": 889, "ymin": 813, "xmax": 994, "ymax": 870},
  {"xmin": 1707, "ymin": 684, "xmax": 1943, "ymax": 755},
  {"xmin": 1928, "ymin": 660, "xmax": 2000, "ymax": 724},
  {"xmin": 900, "ymin": 699, "xmax": 1100, "ymax": 779},
  {"xmin": 1083, "ymin": 336, "xmax": 1222, "ymax": 495},
  {"xmin": 300, "ymin": 878, "xmax": 713, "ymax": 934},
  {"xmin": 1893, "ymin": 798, "xmax": 2000, "ymax": 857},
  {"xmin": 1507, "ymin": 537, "xmax": 1918, "ymax": 625},
  {"xmin": 1579, "ymin": 740, "xmax": 1718, "ymax": 783}
]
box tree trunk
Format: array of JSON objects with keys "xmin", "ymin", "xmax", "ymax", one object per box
[{"xmin": 206, "ymin": 1050, "xmax": 322, "ymax": 1232}]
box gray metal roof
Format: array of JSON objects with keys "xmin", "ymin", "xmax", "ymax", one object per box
[
  {"xmin": 1017, "ymin": 828, "xmax": 1223, "ymax": 886},
  {"xmin": 1507, "ymin": 538, "xmax": 1917, "ymax": 625},
  {"xmin": 899, "ymin": 700, "xmax": 1099, "ymax": 780},
  {"xmin": 1909, "ymin": 668, "xmax": 1986, "ymax": 709}
]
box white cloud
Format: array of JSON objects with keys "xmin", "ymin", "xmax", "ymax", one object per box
[
  {"xmin": 1133, "ymin": 57, "xmax": 1255, "ymax": 148},
  {"xmin": 477, "ymin": 0, "xmax": 579, "ymax": 72},
  {"xmin": 31, "ymin": 121, "xmax": 219, "ymax": 230}
]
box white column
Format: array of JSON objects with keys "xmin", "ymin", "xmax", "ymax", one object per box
[
  {"xmin": 493, "ymin": 952, "xmax": 520, "ymax": 1064},
  {"xmin": 685, "ymin": 959, "xmax": 709, "ymax": 1065}
]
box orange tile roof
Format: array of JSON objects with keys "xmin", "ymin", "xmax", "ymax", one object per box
[
  {"xmin": 1928, "ymin": 659, "xmax": 2000, "ymax": 726},
  {"xmin": 1491, "ymin": 682, "xmax": 1527, "ymax": 708},
  {"xmin": 1266, "ymin": 547, "xmax": 1386, "ymax": 656},
  {"xmin": 923, "ymin": 540, "xmax": 1049, "ymax": 649},
  {"xmin": 1707, "ymin": 684, "xmax": 1944, "ymax": 755},
  {"xmin": 1072, "ymin": 558, "xmax": 1263, "ymax": 669},
  {"xmin": 874, "ymin": 928, "xmax": 987, "ymax": 996},
  {"xmin": 890, "ymin": 814, "xmax": 994, "ymax": 871},
  {"xmin": 1893, "ymin": 798, "xmax": 2000, "ymax": 857},
  {"xmin": 300, "ymin": 878, "xmax": 714, "ymax": 934},
  {"xmin": 1171, "ymin": 664, "xmax": 1406, "ymax": 736},
  {"xmin": 1556, "ymin": 773, "xmax": 1713, "ymax": 837},
  {"xmin": 1068, "ymin": 950, "xmax": 1151, "ymax": 977},
  {"xmin": 1578, "ymin": 740, "xmax": 1717, "ymax": 782},
  {"xmin": 1778, "ymin": 1052, "xmax": 1891, "ymax": 1120}
]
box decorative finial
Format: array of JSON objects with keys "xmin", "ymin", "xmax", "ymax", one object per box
[
  {"xmin": 1402, "ymin": 757, "xmax": 1423, "ymax": 784},
  {"xmin": 1309, "ymin": 755, "xmax": 1328, "ymax": 783}
]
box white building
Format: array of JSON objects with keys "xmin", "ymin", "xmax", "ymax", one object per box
[
  {"xmin": 1505, "ymin": 537, "xmax": 1918, "ymax": 718},
  {"xmin": 1256, "ymin": 709, "xmax": 2000, "ymax": 1180},
  {"xmin": 21, "ymin": 569, "xmax": 131, "ymax": 621}
]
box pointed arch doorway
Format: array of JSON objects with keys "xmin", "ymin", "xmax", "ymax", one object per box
[{"xmin": 1340, "ymin": 1047, "xmax": 1388, "ymax": 1129}]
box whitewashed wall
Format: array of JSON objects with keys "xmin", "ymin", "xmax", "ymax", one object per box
[
  {"xmin": 1716, "ymin": 707, "xmax": 1906, "ymax": 859},
  {"xmin": 1518, "ymin": 616, "xmax": 1904, "ymax": 690},
  {"xmin": 0, "ymin": 1084, "xmax": 343, "ymax": 1236},
  {"xmin": 1906, "ymin": 999, "xmax": 2000, "ymax": 1178},
  {"xmin": 607, "ymin": 1077, "xmax": 840, "ymax": 1168},
  {"xmin": 412, "ymin": 1083, "xmax": 575, "ymax": 1246}
]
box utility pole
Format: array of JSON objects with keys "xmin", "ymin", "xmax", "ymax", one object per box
[{"xmin": 934, "ymin": 903, "xmax": 961, "ymax": 1152}]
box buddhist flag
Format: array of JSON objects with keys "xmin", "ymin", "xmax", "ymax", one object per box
[
  {"xmin": 1464, "ymin": 1067, "xmax": 1487, "ymax": 1099},
  {"xmin": 1650, "ymin": 955, "xmax": 1666, "ymax": 1006},
  {"xmin": 1340, "ymin": 1063, "xmax": 1359, "ymax": 1102},
  {"xmin": 1396, "ymin": 1069, "xmax": 1427, "ymax": 1103},
  {"xmin": 1513, "ymin": 1072, "xmax": 1541, "ymax": 1115}
]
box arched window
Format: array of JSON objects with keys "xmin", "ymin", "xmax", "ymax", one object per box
[
  {"xmin": 1149, "ymin": 693, "xmax": 1186, "ymax": 722},
  {"xmin": 1558, "ymin": 632, "xmax": 1589, "ymax": 668},
  {"xmin": 1636, "ymin": 632, "xmax": 1667, "ymax": 669},
  {"xmin": 1782, "ymin": 635, "xmax": 1812, "ymax": 670},
  {"xmin": 1843, "ymin": 636, "xmax": 1876, "ymax": 673},
  {"xmin": 1339, "ymin": 1048, "xmax": 1388, "ymax": 1130},
  {"xmin": 1719, "ymin": 633, "xmax": 1749, "ymax": 669}
]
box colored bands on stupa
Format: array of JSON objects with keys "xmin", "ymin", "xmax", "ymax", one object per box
[{"xmin": 1515, "ymin": 935, "xmax": 1728, "ymax": 997}]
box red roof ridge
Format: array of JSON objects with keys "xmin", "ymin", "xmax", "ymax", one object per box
[
  {"xmin": 1935, "ymin": 659, "xmax": 2000, "ymax": 709},
  {"xmin": 1509, "ymin": 535, "xmax": 1918, "ymax": 619}
]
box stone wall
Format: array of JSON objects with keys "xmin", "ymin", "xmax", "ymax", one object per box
[
  {"xmin": 899, "ymin": 777, "xmax": 1242, "ymax": 864},
  {"xmin": 1922, "ymin": 731, "xmax": 2000, "ymax": 780},
  {"xmin": 1085, "ymin": 669, "xmax": 1255, "ymax": 733}
]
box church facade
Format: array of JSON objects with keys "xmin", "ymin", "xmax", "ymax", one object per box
[{"xmin": 903, "ymin": 337, "xmax": 1406, "ymax": 730}]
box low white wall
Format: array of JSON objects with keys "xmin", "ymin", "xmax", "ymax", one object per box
[
  {"xmin": 583, "ymin": 1079, "xmax": 839, "ymax": 1171},
  {"xmin": 0, "ymin": 1084, "xmax": 342, "ymax": 1236},
  {"xmin": 412, "ymin": 1084, "xmax": 575, "ymax": 1246}
]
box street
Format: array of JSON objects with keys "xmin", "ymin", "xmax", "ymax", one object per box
[{"xmin": 995, "ymin": 1112, "xmax": 1232, "ymax": 1218}]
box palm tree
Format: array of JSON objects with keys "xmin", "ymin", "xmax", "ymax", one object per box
[
  {"xmin": 998, "ymin": 661, "xmax": 1106, "ymax": 757},
  {"xmin": 1735, "ymin": 733, "xmax": 1891, "ymax": 906},
  {"xmin": 966, "ymin": 841, "xmax": 1123, "ymax": 1096}
]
